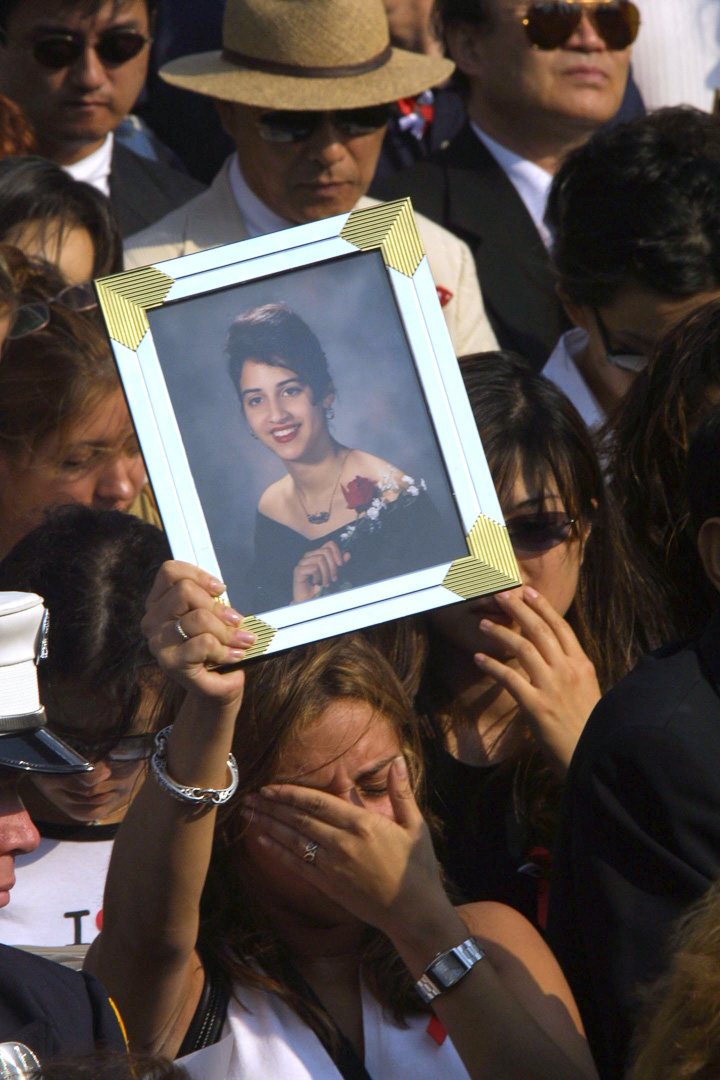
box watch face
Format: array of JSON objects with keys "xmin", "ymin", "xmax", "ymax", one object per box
[{"xmin": 432, "ymin": 951, "xmax": 469, "ymax": 988}]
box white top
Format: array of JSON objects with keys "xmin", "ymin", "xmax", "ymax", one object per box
[
  {"xmin": 630, "ymin": 1, "xmax": 720, "ymax": 112},
  {"xmin": 179, "ymin": 978, "xmax": 470, "ymax": 1080},
  {"xmin": 541, "ymin": 328, "xmax": 605, "ymax": 430},
  {"xmin": 63, "ymin": 133, "xmax": 114, "ymax": 196},
  {"xmin": 0, "ymin": 825, "xmax": 114, "ymax": 947},
  {"xmin": 228, "ymin": 155, "xmax": 292, "ymax": 239},
  {"xmin": 470, "ymin": 123, "xmax": 553, "ymax": 249}
]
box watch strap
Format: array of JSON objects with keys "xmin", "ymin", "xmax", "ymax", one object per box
[{"xmin": 415, "ymin": 936, "xmax": 485, "ymax": 1004}]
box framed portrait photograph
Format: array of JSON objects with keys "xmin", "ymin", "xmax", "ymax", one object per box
[{"xmin": 96, "ymin": 199, "xmax": 521, "ymax": 659}]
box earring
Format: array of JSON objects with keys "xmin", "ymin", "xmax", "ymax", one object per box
[{"xmin": 325, "ymin": 407, "xmax": 335, "ymax": 421}]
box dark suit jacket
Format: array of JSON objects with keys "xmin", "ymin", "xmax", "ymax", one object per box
[
  {"xmin": 0, "ymin": 944, "xmax": 125, "ymax": 1062},
  {"xmin": 374, "ymin": 124, "xmax": 569, "ymax": 371},
  {"xmin": 546, "ymin": 609, "xmax": 720, "ymax": 1080},
  {"xmin": 110, "ymin": 142, "xmax": 205, "ymax": 238}
]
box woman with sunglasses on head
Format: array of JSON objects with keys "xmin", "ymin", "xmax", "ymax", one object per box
[
  {"xmin": 0, "ymin": 246, "xmax": 157, "ymax": 557},
  {"xmin": 543, "ymin": 107, "xmax": 720, "ymax": 429},
  {"xmin": 228, "ymin": 302, "xmax": 459, "ymax": 610},
  {"xmin": 0, "ymin": 156, "xmax": 123, "ymax": 283},
  {"xmin": 87, "ymin": 569, "xmax": 598, "ymax": 1080},
  {"xmin": 0, "ymin": 503, "xmax": 171, "ymax": 953},
  {"xmin": 417, "ymin": 352, "xmax": 643, "ymax": 925}
]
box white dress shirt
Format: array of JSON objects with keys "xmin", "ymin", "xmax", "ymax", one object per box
[
  {"xmin": 542, "ymin": 327, "xmax": 605, "ymax": 430},
  {"xmin": 63, "ymin": 132, "xmax": 113, "ymax": 196}
]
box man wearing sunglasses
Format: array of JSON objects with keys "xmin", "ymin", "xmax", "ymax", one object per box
[
  {"xmin": 541, "ymin": 106, "xmax": 720, "ymax": 430},
  {"xmin": 123, "ymin": 0, "xmax": 499, "ymax": 359},
  {"xmin": 0, "ymin": 592, "xmax": 126, "ymax": 1067},
  {"xmin": 0, "ymin": 0, "xmax": 204, "ymax": 236},
  {"xmin": 377, "ymin": 0, "xmax": 638, "ymax": 372}
]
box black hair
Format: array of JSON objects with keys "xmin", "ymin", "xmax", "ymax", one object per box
[
  {"xmin": 457, "ymin": 350, "xmax": 644, "ymax": 688},
  {"xmin": 547, "ymin": 107, "xmax": 720, "ymax": 307},
  {"xmin": 0, "ymin": 156, "xmax": 122, "ymax": 278},
  {"xmin": 226, "ymin": 302, "xmax": 334, "ymax": 406},
  {"xmin": 0, "ymin": 0, "xmax": 159, "ymax": 38},
  {"xmin": 687, "ymin": 407, "xmax": 720, "ymax": 533},
  {"xmin": 431, "ymin": 0, "xmax": 496, "ymax": 95},
  {"xmin": 607, "ymin": 297, "xmax": 720, "ymax": 646},
  {"xmin": 0, "ymin": 505, "xmax": 171, "ymax": 743}
]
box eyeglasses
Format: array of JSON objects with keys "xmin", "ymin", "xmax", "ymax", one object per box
[
  {"xmin": 50, "ymin": 731, "xmax": 156, "ymax": 766},
  {"xmin": 7, "ymin": 282, "xmax": 97, "ymax": 341},
  {"xmin": 592, "ymin": 307, "xmax": 649, "ymax": 372},
  {"xmin": 24, "ymin": 28, "xmax": 151, "ymax": 70},
  {"xmin": 522, "ymin": 0, "xmax": 640, "ymax": 50},
  {"xmin": 256, "ymin": 105, "xmax": 394, "ymax": 144},
  {"xmin": 506, "ymin": 512, "xmax": 577, "ymax": 554}
]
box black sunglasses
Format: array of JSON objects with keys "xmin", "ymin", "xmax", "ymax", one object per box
[
  {"xmin": 7, "ymin": 282, "xmax": 97, "ymax": 342},
  {"xmin": 592, "ymin": 307, "xmax": 648, "ymax": 373},
  {"xmin": 522, "ymin": 0, "xmax": 640, "ymax": 50},
  {"xmin": 506, "ymin": 512, "xmax": 577, "ymax": 554},
  {"xmin": 256, "ymin": 105, "xmax": 394, "ymax": 144},
  {"xmin": 27, "ymin": 28, "xmax": 151, "ymax": 70}
]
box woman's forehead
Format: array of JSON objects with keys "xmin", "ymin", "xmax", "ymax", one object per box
[{"xmin": 277, "ymin": 700, "xmax": 400, "ymax": 784}]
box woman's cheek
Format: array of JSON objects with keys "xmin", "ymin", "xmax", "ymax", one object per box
[{"xmin": 517, "ymin": 542, "xmax": 583, "ymax": 618}]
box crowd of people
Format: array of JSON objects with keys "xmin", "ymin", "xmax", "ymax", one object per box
[{"xmin": 0, "ymin": 0, "xmax": 719, "ymax": 1078}]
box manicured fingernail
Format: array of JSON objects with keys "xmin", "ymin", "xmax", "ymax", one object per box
[
  {"xmin": 231, "ymin": 629, "xmax": 255, "ymax": 646},
  {"xmin": 394, "ymin": 754, "xmax": 407, "ymax": 778},
  {"xmin": 495, "ymin": 590, "xmax": 512, "ymax": 600},
  {"xmin": 227, "ymin": 648, "xmax": 246, "ymax": 660},
  {"xmin": 222, "ymin": 608, "xmax": 241, "ymax": 625},
  {"xmin": 259, "ymin": 785, "xmax": 278, "ymax": 798},
  {"xmin": 475, "ymin": 653, "xmax": 487, "ymax": 663},
  {"xmin": 524, "ymin": 586, "xmax": 539, "ymax": 599},
  {"xmin": 480, "ymin": 619, "xmax": 493, "ymax": 629},
  {"xmin": 209, "ymin": 578, "xmax": 225, "ymax": 594}
]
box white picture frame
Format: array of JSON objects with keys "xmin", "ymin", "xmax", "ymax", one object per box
[{"xmin": 97, "ymin": 199, "xmax": 520, "ymax": 660}]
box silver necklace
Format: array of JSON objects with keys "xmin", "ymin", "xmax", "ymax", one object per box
[{"xmin": 295, "ymin": 450, "xmax": 350, "ymax": 524}]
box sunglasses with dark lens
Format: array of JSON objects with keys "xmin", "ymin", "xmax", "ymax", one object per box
[
  {"xmin": 592, "ymin": 307, "xmax": 649, "ymax": 373},
  {"xmin": 28, "ymin": 28, "xmax": 151, "ymax": 70},
  {"xmin": 52, "ymin": 731, "xmax": 156, "ymax": 765},
  {"xmin": 506, "ymin": 512, "xmax": 577, "ymax": 554},
  {"xmin": 256, "ymin": 105, "xmax": 394, "ymax": 144},
  {"xmin": 7, "ymin": 282, "xmax": 97, "ymax": 342},
  {"xmin": 522, "ymin": 0, "xmax": 640, "ymax": 50}
]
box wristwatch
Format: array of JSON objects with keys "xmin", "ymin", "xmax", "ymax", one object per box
[{"xmin": 415, "ymin": 936, "xmax": 485, "ymax": 1003}]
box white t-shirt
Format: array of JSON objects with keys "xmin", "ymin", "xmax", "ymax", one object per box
[
  {"xmin": 180, "ymin": 977, "xmax": 470, "ymax": 1080},
  {"xmin": 0, "ymin": 822, "xmax": 116, "ymax": 948},
  {"xmin": 630, "ymin": 1, "xmax": 720, "ymax": 112}
]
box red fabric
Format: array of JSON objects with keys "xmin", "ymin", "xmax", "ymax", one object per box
[
  {"xmin": 528, "ymin": 845, "xmax": 552, "ymax": 930},
  {"xmin": 426, "ymin": 1014, "xmax": 447, "ymax": 1045},
  {"xmin": 436, "ymin": 286, "xmax": 453, "ymax": 308}
]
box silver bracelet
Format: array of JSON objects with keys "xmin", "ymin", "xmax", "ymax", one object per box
[{"xmin": 150, "ymin": 726, "xmax": 239, "ymax": 805}]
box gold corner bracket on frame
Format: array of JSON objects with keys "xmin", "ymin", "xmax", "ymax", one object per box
[
  {"xmin": 442, "ymin": 514, "xmax": 522, "ymax": 599},
  {"xmin": 239, "ymin": 615, "xmax": 277, "ymax": 660},
  {"xmin": 340, "ymin": 198, "xmax": 425, "ymax": 278},
  {"xmin": 95, "ymin": 266, "xmax": 175, "ymax": 351}
]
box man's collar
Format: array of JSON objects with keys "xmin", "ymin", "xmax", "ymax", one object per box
[{"xmin": 228, "ymin": 155, "xmax": 292, "ymax": 239}]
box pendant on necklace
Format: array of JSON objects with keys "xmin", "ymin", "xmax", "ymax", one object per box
[{"xmin": 307, "ymin": 511, "xmax": 331, "ymax": 524}]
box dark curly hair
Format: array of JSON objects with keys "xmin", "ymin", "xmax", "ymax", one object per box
[{"xmin": 547, "ymin": 107, "xmax": 720, "ymax": 307}]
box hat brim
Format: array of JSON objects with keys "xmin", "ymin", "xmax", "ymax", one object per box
[
  {"xmin": 0, "ymin": 727, "xmax": 91, "ymax": 774},
  {"xmin": 160, "ymin": 48, "xmax": 454, "ymax": 110}
]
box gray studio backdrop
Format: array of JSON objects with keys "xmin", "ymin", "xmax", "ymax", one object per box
[{"xmin": 147, "ymin": 249, "xmax": 467, "ymax": 609}]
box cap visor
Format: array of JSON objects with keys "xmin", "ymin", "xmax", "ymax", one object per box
[{"xmin": 0, "ymin": 728, "xmax": 91, "ymax": 773}]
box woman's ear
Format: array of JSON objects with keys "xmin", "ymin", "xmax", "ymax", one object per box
[
  {"xmin": 322, "ymin": 388, "xmax": 336, "ymax": 411},
  {"xmin": 556, "ymin": 285, "xmax": 593, "ymax": 333},
  {"xmin": 697, "ymin": 518, "xmax": 720, "ymax": 594}
]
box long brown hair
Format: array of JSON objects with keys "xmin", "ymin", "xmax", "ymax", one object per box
[
  {"xmin": 199, "ymin": 634, "xmax": 431, "ymax": 1042},
  {"xmin": 607, "ymin": 298, "xmax": 720, "ymax": 650},
  {"xmin": 628, "ymin": 878, "xmax": 720, "ymax": 1080},
  {"xmin": 0, "ymin": 247, "xmax": 119, "ymax": 464}
]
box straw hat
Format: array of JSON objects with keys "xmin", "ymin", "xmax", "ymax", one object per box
[{"xmin": 160, "ymin": 0, "xmax": 455, "ymax": 111}]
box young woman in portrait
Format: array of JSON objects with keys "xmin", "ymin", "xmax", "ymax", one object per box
[
  {"xmin": 87, "ymin": 563, "xmax": 598, "ymax": 1080},
  {"xmin": 227, "ymin": 302, "xmax": 458, "ymax": 610}
]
